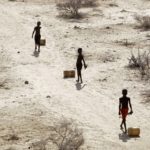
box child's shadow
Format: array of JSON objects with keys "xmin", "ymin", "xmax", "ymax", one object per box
[
  {"xmin": 119, "ymin": 132, "xmax": 140, "ymax": 142},
  {"xmin": 75, "ymin": 83, "xmax": 86, "ymax": 90},
  {"xmin": 32, "ymin": 51, "xmax": 40, "ymax": 57},
  {"xmin": 119, "ymin": 133, "xmax": 131, "ymax": 142}
]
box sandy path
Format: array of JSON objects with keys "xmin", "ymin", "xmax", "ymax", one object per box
[{"xmin": 0, "ymin": 0, "xmax": 150, "ymax": 150}]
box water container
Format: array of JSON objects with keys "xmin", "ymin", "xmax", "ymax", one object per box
[
  {"xmin": 64, "ymin": 70, "xmax": 75, "ymax": 78},
  {"xmin": 128, "ymin": 128, "xmax": 140, "ymax": 137},
  {"xmin": 40, "ymin": 39, "xmax": 46, "ymax": 46}
]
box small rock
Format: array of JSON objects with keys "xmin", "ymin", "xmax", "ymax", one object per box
[
  {"xmin": 17, "ymin": 51, "xmax": 20, "ymax": 54},
  {"xmin": 103, "ymin": 78, "xmax": 107, "ymax": 81},
  {"xmin": 46, "ymin": 95, "xmax": 51, "ymax": 98},
  {"xmin": 25, "ymin": 81, "xmax": 29, "ymax": 84},
  {"xmin": 106, "ymin": 26, "xmax": 110, "ymax": 29},
  {"xmin": 35, "ymin": 15, "xmax": 40, "ymax": 17},
  {"xmin": 121, "ymin": 9, "xmax": 127, "ymax": 12},
  {"xmin": 74, "ymin": 26, "xmax": 80, "ymax": 29}
]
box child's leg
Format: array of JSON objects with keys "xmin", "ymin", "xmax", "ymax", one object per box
[
  {"xmin": 79, "ymin": 70, "xmax": 82, "ymax": 83},
  {"xmin": 77, "ymin": 69, "xmax": 79, "ymax": 82},
  {"xmin": 38, "ymin": 44, "xmax": 40, "ymax": 52},
  {"xmin": 123, "ymin": 119, "xmax": 127, "ymax": 133},
  {"xmin": 35, "ymin": 44, "xmax": 37, "ymax": 51},
  {"xmin": 120, "ymin": 120, "xmax": 123, "ymax": 129}
]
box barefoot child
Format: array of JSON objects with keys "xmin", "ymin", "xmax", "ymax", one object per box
[
  {"xmin": 32, "ymin": 21, "xmax": 41, "ymax": 52},
  {"xmin": 76, "ymin": 48, "xmax": 87, "ymax": 83},
  {"xmin": 119, "ymin": 89, "xmax": 133, "ymax": 133}
]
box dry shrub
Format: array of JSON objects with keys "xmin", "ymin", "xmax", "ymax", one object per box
[
  {"xmin": 135, "ymin": 15, "xmax": 150, "ymax": 30},
  {"xmin": 56, "ymin": 0, "xmax": 82, "ymax": 18},
  {"xmin": 128, "ymin": 50, "xmax": 150, "ymax": 79},
  {"xmin": 29, "ymin": 119, "xmax": 84, "ymax": 150},
  {"xmin": 56, "ymin": 0, "xmax": 98, "ymax": 18},
  {"xmin": 49, "ymin": 119, "xmax": 84, "ymax": 150}
]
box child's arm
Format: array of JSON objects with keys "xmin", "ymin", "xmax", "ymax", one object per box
[
  {"xmin": 82, "ymin": 56, "xmax": 87, "ymax": 69},
  {"xmin": 32, "ymin": 28, "xmax": 35, "ymax": 38},
  {"xmin": 119, "ymin": 99, "xmax": 121, "ymax": 115},
  {"xmin": 129, "ymin": 98, "xmax": 133, "ymax": 114}
]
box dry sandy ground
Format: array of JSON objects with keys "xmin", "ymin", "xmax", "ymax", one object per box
[{"xmin": 0, "ymin": 0, "xmax": 150, "ymax": 149}]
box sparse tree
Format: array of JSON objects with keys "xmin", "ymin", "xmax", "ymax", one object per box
[
  {"xmin": 49, "ymin": 119, "xmax": 84, "ymax": 150},
  {"xmin": 128, "ymin": 49, "xmax": 150, "ymax": 79},
  {"xmin": 56, "ymin": 0, "xmax": 82, "ymax": 18}
]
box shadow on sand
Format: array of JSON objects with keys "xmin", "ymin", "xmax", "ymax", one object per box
[
  {"xmin": 32, "ymin": 50, "xmax": 40, "ymax": 57},
  {"xmin": 119, "ymin": 132, "xmax": 140, "ymax": 142},
  {"xmin": 75, "ymin": 83, "xmax": 86, "ymax": 90}
]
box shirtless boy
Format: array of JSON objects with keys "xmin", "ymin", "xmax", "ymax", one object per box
[{"xmin": 119, "ymin": 89, "xmax": 133, "ymax": 133}]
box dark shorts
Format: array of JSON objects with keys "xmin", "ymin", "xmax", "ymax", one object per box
[
  {"xmin": 120, "ymin": 108, "xmax": 128, "ymax": 119},
  {"xmin": 76, "ymin": 63, "xmax": 82, "ymax": 71},
  {"xmin": 34, "ymin": 35, "xmax": 41, "ymax": 45}
]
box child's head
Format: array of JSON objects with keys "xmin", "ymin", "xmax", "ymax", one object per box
[
  {"xmin": 78, "ymin": 48, "xmax": 82, "ymax": 54},
  {"xmin": 122, "ymin": 89, "xmax": 127, "ymax": 96},
  {"xmin": 37, "ymin": 21, "xmax": 41, "ymax": 26}
]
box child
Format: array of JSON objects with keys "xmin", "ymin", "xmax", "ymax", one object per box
[
  {"xmin": 32, "ymin": 21, "xmax": 41, "ymax": 52},
  {"xmin": 76, "ymin": 48, "xmax": 87, "ymax": 83},
  {"xmin": 119, "ymin": 89, "xmax": 133, "ymax": 133}
]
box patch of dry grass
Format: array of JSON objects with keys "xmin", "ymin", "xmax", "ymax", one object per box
[{"xmin": 128, "ymin": 49, "xmax": 150, "ymax": 79}]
